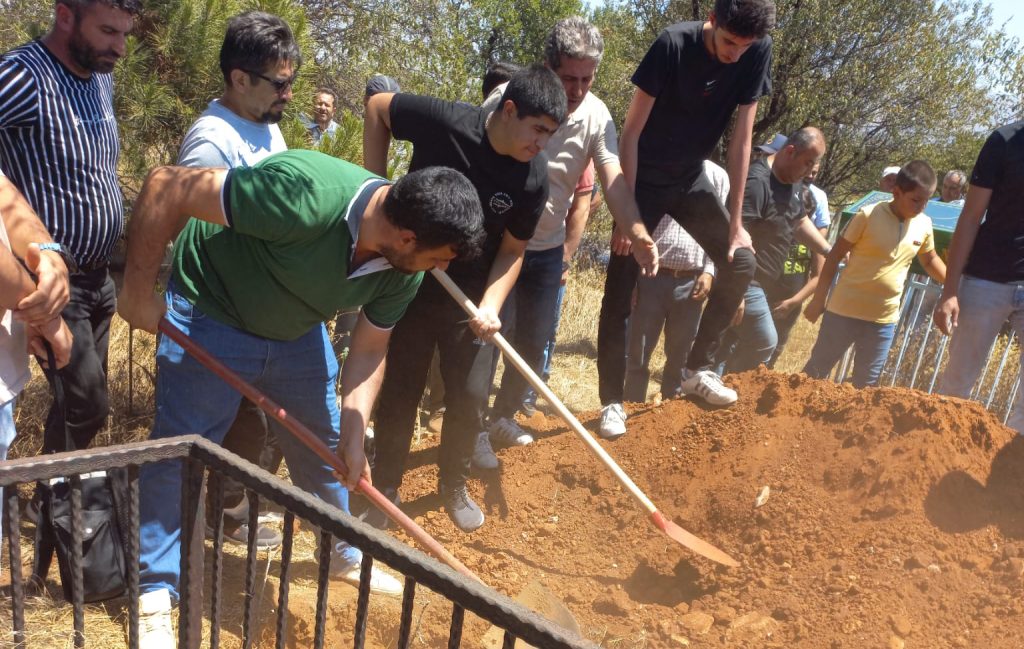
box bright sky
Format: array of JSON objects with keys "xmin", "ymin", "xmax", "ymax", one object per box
[{"xmin": 985, "ymin": 0, "xmax": 1024, "ymax": 42}]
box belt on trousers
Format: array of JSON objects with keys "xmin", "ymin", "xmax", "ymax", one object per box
[
  {"xmin": 656, "ymin": 267, "xmax": 701, "ymax": 279},
  {"xmin": 74, "ymin": 259, "xmax": 109, "ymax": 275}
]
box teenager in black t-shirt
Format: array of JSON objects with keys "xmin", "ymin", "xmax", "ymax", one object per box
[
  {"xmin": 715, "ymin": 127, "xmax": 829, "ymax": 374},
  {"xmin": 363, "ymin": 65, "xmax": 566, "ymax": 532},
  {"xmin": 597, "ymin": 0, "xmax": 774, "ymax": 429},
  {"xmin": 935, "ymin": 119, "xmax": 1024, "ymax": 433}
]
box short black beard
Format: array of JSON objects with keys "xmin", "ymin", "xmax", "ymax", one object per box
[
  {"xmin": 258, "ymin": 110, "xmax": 284, "ymax": 124},
  {"xmin": 68, "ymin": 27, "xmax": 117, "ymax": 74},
  {"xmin": 258, "ymin": 102, "xmax": 288, "ymax": 124}
]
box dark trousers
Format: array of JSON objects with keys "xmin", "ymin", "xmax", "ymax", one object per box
[
  {"xmin": 491, "ymin": 246, "xmax": 564, "ymax": 419},
  {"xmin": 597, "ymin": 171, "xmax": 756, "ymax": 405},
  {"xmin": 373, "ymin": 276, "xmax": 493, "ymax": 491},
  {"xmin": 42, "ymin": 268, "xmax": 116, "ymax": 453},
  {"xmin": 206, "ymin": 400, "xmax": 281, "ymax": 530}
]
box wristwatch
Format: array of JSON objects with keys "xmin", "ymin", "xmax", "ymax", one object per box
[{"xmin": 37, "ymin": 242, "xmax": 79, "ymax": 274}]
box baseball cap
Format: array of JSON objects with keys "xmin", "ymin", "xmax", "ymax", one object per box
[
  {"xmin": 755, "ymin": 133, "xmax": 788, "ymax": 154},
  {"xmin": 881, "ymin": 165, "xmax": 901, "ymax": 178},
  {"xmin": 364, "ymin": 74, "xmax": 401, "ymax": 97}
]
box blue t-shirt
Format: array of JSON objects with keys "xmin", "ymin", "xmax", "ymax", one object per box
[{"xmin": 178, "ymin": 99, "xmax": 287, "ymax": 168}]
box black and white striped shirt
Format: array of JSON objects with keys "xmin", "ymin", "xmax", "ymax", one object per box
[{"xmin": 0, "ymin": 40, "xmax": 123, "ymax": 267}]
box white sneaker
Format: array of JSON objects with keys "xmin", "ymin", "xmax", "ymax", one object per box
[
  {"xmin": 488, "ymin": 417, "xmax": 534, "ymax": 446},
  {"xmin": 333, "ymin": 561, "xmax": 404, "ymax": 596},
  {"xmin": 680, "ymin": 369, "xmax": 737, "ymax": 406},
  {"xmin": 138, "ymin": 588, "xmax": 175, "ymax": 649},
  {"xmin": 471, "ymin": 431, "xmax": 499, "ymax": 469},
  {"xmin": 598, "ymin": 403, "xmax": 627, "ymax": 439},
  {"xmin": 330, "ymin": 544, "xmax": 403, "ymax": 596}
]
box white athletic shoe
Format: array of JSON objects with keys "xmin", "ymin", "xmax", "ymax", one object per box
[
  {"xmin": 331, "ymin": 545, "xmax": 403, "ymax": 596},
  {"xmin": 138, "ymin": 588, "xmax": 175, "ymax": 649},
  {"xmin": 488, "ymin": 417, "xmax": 534, "ymax": 446},
  {"xmin": 679, "ymin": 370, "xmax": 738, "ymax": 406},
  {"xmin": 598, "ymin": 403, "xmax": 627, "ymax": 439},
  {"xmin": 471, "ymin": 431, "xmax": 499, "ymax": 469}
]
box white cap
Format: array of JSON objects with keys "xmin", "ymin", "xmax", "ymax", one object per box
[{"xmin": 882, "ymin": 166, "xmax": 901, "ymax": 178}]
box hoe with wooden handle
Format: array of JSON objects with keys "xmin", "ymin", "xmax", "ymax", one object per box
[
  {"xmin": 157, "ymin": 317, "xmax": 483, "ymax": 582},
  {"xmin": 431, "ymin": 268, "xmax": 739, "ymax": 568},
  {"xmin": 158, "ymin": 318, "xmax": 582, "ymax": 644}
]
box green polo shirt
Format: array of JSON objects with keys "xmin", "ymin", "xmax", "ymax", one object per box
[{"xmin": 172, "ymin": 150, "xmax": 422, "ymax": 340}]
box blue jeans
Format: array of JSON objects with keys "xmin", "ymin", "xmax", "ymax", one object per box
[
  {"xmin": 139, "ymin": 284, "xmax": 359, "ymax": 599},
  {"xmin": 492, "ymin": 246, "xmax": 565, "ymax": 419},
  {"xmin": 523, "ymin": 284, "xmax": 566, "ymax": 409},
  {"xmin": 625, "ymin": 270, "xmax": 705, "ymax": 401},
  {"xmin": 717, "ymin": 283, "xmax": 777, "ymax": 375},
  {"xmin": 938, "ymin": 275, "xmax": 1024, "ymax": 432},
  {"xmin": 803, "ymin": 311, "xmax": 897, "ymax": 388}
]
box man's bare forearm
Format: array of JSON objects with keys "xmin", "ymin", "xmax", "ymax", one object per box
[{"xmin": 124, "ymin": 166, "xmax": 227, "ymax": 293}]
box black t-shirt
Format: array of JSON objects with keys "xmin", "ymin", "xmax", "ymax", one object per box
[
  {"xmin": 741, "ymin": 159, "xmax": 804, "ymax": 285},
  {"xmin": 632, "ymin": 21, "xmax": 772, "ymax": 186},
  {"xmin": 389, "ymin": 94, "xmax": 548, "ymax": 292},
  {"xmin": 964, "ymin": 120, "xmax": 1024, "ymax": 282}
]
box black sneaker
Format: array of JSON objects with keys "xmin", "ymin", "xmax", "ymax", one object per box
[
  {"xmin": 439, "ymin": 483, "xmax": 484, "ymax": 532},
  {"xmin": 360, "ymin": 487, "xmax": 400, "ymax": 530},
  {"xmin": 206, "ymin": 522, "xmax": 283, "ymax": 549}
]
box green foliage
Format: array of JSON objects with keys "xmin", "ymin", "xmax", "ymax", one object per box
[
  {"xmin": 300, "ymin": 0, "xmax": 582, "ymax": 109},
  {"xmin": 307, "ymin": 110, "xmax": 364, "ymax": 164},
  {"xmin": 591, "ymin": 0, "xmax": 1024, "ymax": 206},
  {"xmin": 4, "ymin": 0, "xmax": 1023, "ymax": 212}
]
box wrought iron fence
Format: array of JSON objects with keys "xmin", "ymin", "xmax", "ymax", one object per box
[
  {"xmin": 1, "ymin": 435, "xmax": 592, "ymax": 649},
  {"xmin": 833, "ymin": 273, "xmax": 1021, "ymax": 424}
]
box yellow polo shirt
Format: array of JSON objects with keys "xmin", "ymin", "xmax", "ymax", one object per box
[{"xmin": 826, "ymin": 201, "xmax": 934, "ymax": 324}]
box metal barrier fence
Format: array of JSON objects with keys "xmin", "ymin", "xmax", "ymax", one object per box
[
  {"xmin": 833, "ymin": 273, "xmax": 1021, "ymax": 424},
  {"xmin": 1, "ymin": 435, "xmax": 593, "ymax": 649}
]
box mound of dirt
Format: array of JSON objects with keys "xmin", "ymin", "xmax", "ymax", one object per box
[{"xmin": 295, "ymin": 369, "xmax": 1024, "ymax": 648}]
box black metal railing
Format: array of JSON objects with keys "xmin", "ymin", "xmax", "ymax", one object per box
[{"xmin": 1, "ymin": 435, "xmax": 593, "ymax": 649}]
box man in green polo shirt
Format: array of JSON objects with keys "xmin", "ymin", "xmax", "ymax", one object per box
[{"xmin": 117, "ymin": 149, "xmax": 483, "ymax": 643}]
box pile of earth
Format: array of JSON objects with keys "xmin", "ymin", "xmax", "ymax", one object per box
[{"xmin": 269, "ymin": 369, "xmax": 1024, "ymax": 648}]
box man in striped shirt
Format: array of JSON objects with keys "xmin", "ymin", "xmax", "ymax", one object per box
[{"xmin": 0, "ymin": 0, "xmax": 139, "ymax": 454}]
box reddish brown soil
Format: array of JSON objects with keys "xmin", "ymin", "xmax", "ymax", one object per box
[
  {"xmin": 7, "ymin": 369, "xmax": 1024, "ymax": 648},
  {"xmin": 310, "ymin": 369, "xmax": 1024, "ymax": 648}
]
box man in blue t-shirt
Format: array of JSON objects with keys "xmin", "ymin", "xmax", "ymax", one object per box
[
  {"xmin": 176, "ymin": 10, "xmax": 300, "ymax": 553},
  {"xmin": 598, "ymin": 0, "xmax": 774, "ymax": 426}
]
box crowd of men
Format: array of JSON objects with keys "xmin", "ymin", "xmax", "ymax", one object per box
[{"xmin": 2, "ymin": 0, "xmax": 1023, "ymax": 645}]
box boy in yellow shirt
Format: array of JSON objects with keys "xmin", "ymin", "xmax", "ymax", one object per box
[{"xmin": 803, "ymin": 160, "xmax": 946, "ymax": 387}]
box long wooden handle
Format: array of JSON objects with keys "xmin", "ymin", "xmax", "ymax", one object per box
[
  {"xmin": 157, "ymin": 317, "xmax": 482, "ymax": 583},
  {"xmin": 430, "ymin": 269, "xmax": 658, "ymax": 514},
  {"xmin": 431, "ymin": 270, "xmax": 740, "ymax": 567}
]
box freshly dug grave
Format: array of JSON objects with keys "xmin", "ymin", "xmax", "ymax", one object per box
[{"xmin": 269, "ymin": 369, "xmax": 1024, "ymax": 648}]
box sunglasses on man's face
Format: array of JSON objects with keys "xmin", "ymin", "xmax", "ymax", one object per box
[{"xmin": 248, "ymin": 71, "xmax": 296, "ymax": 94}]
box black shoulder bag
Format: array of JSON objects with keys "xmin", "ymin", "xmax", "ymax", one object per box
[{"xmin": 32, "ymin": 343, "xmax": 129, "ymax": 602}]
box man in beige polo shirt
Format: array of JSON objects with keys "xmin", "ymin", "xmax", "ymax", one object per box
[{"xmin": 479, "ymin": 16, "xmax": 657, "ymax": 455}]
